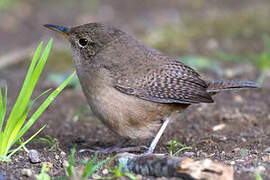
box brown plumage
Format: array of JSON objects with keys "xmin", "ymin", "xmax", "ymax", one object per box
[{"xmin": 44, "ymin": 23, "xmax": 258, "ymax": 153}]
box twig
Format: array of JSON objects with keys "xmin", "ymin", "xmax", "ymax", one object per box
[{"xmin": 118, "ymin": 153, "xmax": 233, "ymax": 180}]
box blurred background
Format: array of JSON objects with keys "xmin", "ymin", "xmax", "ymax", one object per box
[{"xmin": 0, "ymin": 0, "xmax": 270, "ymax": 83}]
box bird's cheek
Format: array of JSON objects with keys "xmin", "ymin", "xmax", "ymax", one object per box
[
  {"xmin": 79, "ymin": 48, "xmax": 96, "ymax": 63},
  {"xmin": 87, "ymin": 47, "xmax": 96, "ymax": 56}
]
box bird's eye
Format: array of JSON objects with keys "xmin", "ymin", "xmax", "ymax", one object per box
[{"xmin": 78, "ymin": 38, "xmax": 88, "ymax": 47}]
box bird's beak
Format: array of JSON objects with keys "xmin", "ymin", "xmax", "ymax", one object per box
[{"xmin": 44, "ymin": 24, "xmax": 71, "ymax": 39}]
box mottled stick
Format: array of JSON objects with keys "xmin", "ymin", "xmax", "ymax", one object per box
[{"xmin": 118, "ymin": 153, "xmax": 233, "ymax": 180}]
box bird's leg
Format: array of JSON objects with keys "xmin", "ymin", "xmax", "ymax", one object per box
[
  {"xmin": 145, "ymin": 117, "xmax": 171, "ymax": 154},
  {"xmin": 79, "ymin": 138, "xmax": 147, "ymax": 154}
]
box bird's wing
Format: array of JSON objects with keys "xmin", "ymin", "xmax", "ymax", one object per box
[{"xmin": 114, "ymin": 59, "xmax": 213, "ymax": 104}]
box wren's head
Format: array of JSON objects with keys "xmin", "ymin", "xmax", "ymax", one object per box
[{"xmin": 44, "ymin": 23, "xmax": 125, "ymax": 65}]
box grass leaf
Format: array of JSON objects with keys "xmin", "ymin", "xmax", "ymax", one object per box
[
  {"xmin": 16, "ymin": 71, "xmax": 75, "ymax": 143},
  {"xmin": 169, "ymin": 139, "xmax": 192, "ymax": 156},
  {"xmin": 0, "ymin": 38, "xmax": 75, "ymax": 162},
  {"xmin": 4, "ymin": 42, "xmax": 43, "ymax": 135},
  {"xmin": 67, "ymin": 146, "xmax": 76, "ymax": 176},
  {"xmin": 82, "ymin": 153, "xmax": 120, "ymax": 179},
  {"xmin": 0, "ymin": 86, "xmax": 7, "ymax": 130},
  {"xmin": 7, "ymin": 125, "xmax": 46, "ymax": 160}
]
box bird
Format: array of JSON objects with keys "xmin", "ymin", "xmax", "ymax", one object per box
[{"xmin": 44, "ymin": 23, "xmax": 258, "ymax": 154}]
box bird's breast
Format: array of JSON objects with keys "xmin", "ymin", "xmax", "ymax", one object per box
[{"xmin": 78, "ymin": 68, "xmax": 187, "ymax": 139}]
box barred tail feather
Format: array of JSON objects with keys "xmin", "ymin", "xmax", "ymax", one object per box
[{"xmin": 207, "ymin": 80, "xmax": 259, "ymax": 93}]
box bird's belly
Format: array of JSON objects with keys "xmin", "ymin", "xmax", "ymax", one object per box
[{"xmin": 87, "ymin": 86, "xmax": 188, "ymax": 139}]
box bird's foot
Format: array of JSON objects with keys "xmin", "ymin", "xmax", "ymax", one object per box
[
  {"xmin": 142, "ymin": 117, "xmax": 171, "ymax": 156},
  {"xmin": 79, "ymin": 145, "xmax": 147, "ymax": 154},
  {"xmin": 143, "ymin": 148, "xmax": 166, "ymax": 156}
]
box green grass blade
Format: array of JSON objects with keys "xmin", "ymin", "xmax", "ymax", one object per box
[
  {"xmin": 3, "ymin": 41, "xmax": 46, "ymax": 147},
  {"xmin": 255, "ymin": 172, "xmax": 263, "ymax": 180},
  {"xmin": 123, "ymin": 172, "xmax": 136, "ymax": 180},
  {"xmin": 7, "ymin": 125, "xmax": 46, "ymax": 160},
  {"xmin": 0, "ymin": 87, "xmax": 3, "ymax": 124},
  {"xmin": 16, "ymin": 39, "xmax": 52, "ymax": 114},
  {"xmin": 36, "ymin": 163, "xmax": 51, "ymax": 180},
  {"xmin": 173, "ymin": 146, "xmax": 192, "ymax": 156},
  {"xmin": 169, "ymin": 139, "xmax": 192, "ymax": 156},
  {"xmin": 32, "ymin": 89, "xmax": 51, "ymax": 103},
  {"xmin": 0, "ymin": 86, "xmax": 7, "ymax": 155},
  {"xmin": 67, "ymin": 146, "xmax": 76, "ymax": 176},
  {"xmin": 0, "ymin": 86, "xmax": 7, "ymax": 130},
  {"xmin": 4, "ymin": 42, "xmax": 43, "ymax": 131},
  {"xmin": 1, "ymin": 103, "xmax": 31, "ymax": 156},
  {"xmin": 17, "ymin": 71, "xmax": 75, "ymax": 141},
  {"xmin": 169, "ymin": 139, "xmax": 176, "ymax": 156},
  {"xmin": 82, "ymin": 153, "xmax": 98, "ymax": 179},
  {"xmin": 83, "ymin": 154, "xmax": 120, "ymax": 179},
  {"xmin": 0, "ymin": 39, "xmax": 74, "ymax": 162},
  {"xmin": 6, "ymin": 104, "xmax": 32, "ymax": 153},
  {"xmin": 27, "ymin": 39, "xmax": 53, "ymax": 96},
  {"xmin": 0, "ymin": 132, "xmax": 3, "ymax": 151},
  {"xmin": 0, "ymin": 87, "xmax": 3, "ymax": 154},
  {"xmin": 3, "ymin": 39, "xmax": 52, "ymax": 145}
]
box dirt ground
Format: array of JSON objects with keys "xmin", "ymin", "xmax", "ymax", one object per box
[
  {"xmin": 0, "ymin": 0, "xmax": 270, "ymax": 180},
  {"xmin": 0, "ymin": 62, "xmax": 269, "ymax": 180}
]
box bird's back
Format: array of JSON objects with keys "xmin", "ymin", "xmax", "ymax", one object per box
[{"xmin": 96, "ymin": 33, "xmax": 213, "ymax": 104}]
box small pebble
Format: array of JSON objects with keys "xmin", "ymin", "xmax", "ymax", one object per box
[
  {"xmin": 62, "ymin": 160, "xmax": 69, "ymax": 168},
  {"xmin": 235, "ymin": 159, "xmax": 245, "ymax": 162},
  {"xmin": 55, "ymin": 154, "xmax": 60, "ymax": 160},
  {"xmin": 234, "ymin": 95, "xmax": 243, "ymax": 103},
  {"xmin": 221, "ymin": 151, "xmax": 225, "ymax": 155},
  {"xmin": 102, "ymin": 169, "xmax": 109, "ymax": 175},
  {"xmin": 21, "ymin": 169, "xmax": 32, "ymax": 177},
  {"xmin": 60, "ymin": 151, "xmax": 66, "ymax": 158},
  {"xmin": 220, "ymin": 136, "xmax": 227, "ymax": 141},
  {"xmin": 230, "ymin": 161, "xmax": 235, "ymax": 165},
  {"xmin": 233, "ymin": 147, "xmax": 240, "ymax": 153},
  {"xmin": 29, "ymin": 149, "xmax": 41, "ymax": 163},
  {"xmin": 135, "ymin": 175, "xmax": 143, "ymax": 180},
  {"xmin": 256, "ymin": 165, "xmax": 266, "ymax": 173},
  {"xmin": 183, "ymin": 151, "xmax": 195, "ymax": 157},
  {"xmin": 196, "ymin": 150, "xmax": 202, "ymax": 157},
  {"xmin": 212, "ymin": 123, "xmax": 226, "ymax": 131}
]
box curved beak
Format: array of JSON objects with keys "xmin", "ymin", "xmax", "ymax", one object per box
[{"xmin": 44, "ymin": 24, "xmax": 71, "ymax": 39}]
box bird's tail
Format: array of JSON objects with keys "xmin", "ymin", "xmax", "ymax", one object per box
[{"xmin": 206, "ymin": 80, "xmax": 259, "ymax": 94}]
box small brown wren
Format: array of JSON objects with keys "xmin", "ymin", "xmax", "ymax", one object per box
[{"xmin": 44, "ymin": 23, "xmax": 258, "ymax": 154}]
